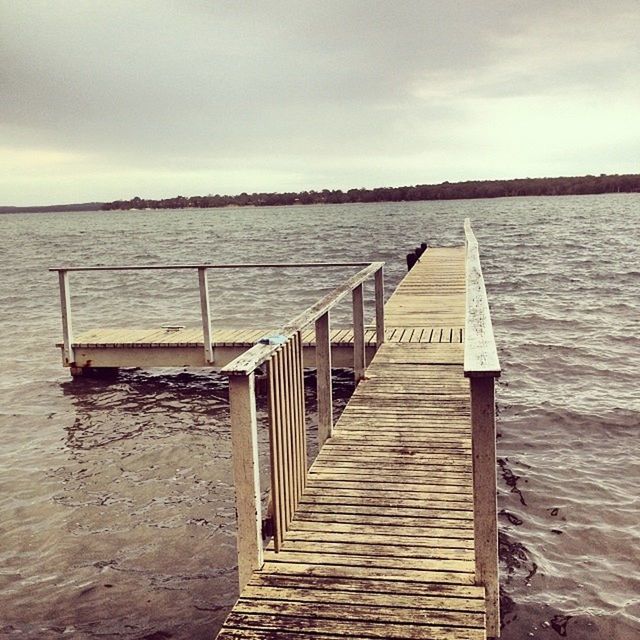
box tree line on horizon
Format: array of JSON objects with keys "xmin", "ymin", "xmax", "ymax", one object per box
[{"xmin": 101, "ymin": 173, "xmax": 640, "ymax": 211}]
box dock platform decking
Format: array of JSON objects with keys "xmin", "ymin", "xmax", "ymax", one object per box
[{"xmin": 62, "ymin": 324, "xmax": 463, "ymax": 371}]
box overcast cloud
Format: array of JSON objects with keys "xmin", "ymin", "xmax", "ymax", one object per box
[{"xmin": 1, "ymin": 0, "xmax": 639, "ymax": 205}]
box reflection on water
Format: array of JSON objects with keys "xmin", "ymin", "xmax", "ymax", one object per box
[{"xmin": 1, "ymin": 196, "xmax": 639, "ymax": 638}]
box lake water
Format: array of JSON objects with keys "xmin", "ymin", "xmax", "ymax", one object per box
[{"xmin": 1, "ymin": 195, "xmax": 638, "ymax": 639}]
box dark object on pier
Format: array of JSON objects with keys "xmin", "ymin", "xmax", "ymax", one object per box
[{"xmin": 407, "ymin": 242, "xmax": 428, "ymax": 270}]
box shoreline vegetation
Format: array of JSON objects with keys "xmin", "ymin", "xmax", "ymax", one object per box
[{"xmin": 2, "ymin": 173, "xmax": 639, "ymax": 214}]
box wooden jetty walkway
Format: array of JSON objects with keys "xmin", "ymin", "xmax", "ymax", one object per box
[{"xmin": 51, "ymin": 220, "xmax": 500, "ymax": 638}]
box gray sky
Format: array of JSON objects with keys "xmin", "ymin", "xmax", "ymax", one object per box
[{"xmin": 1, "ymin": 1, "xmax": 639, "ymax": 205}]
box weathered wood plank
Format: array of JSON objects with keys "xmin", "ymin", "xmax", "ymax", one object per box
[
  {"xmin": 303, "ymin": 481, "xmax": 473, "ymax": 498},
  {"xmin": 263, "ymin": 550, "xmax": 475, "ymax": 573},
  {"xmin": 281, "ymin": 530, "xmax": 476, "ymax": 550},
  {"xmin": 246, "ymin": 572, "xmax": 485, "ymax": 599},
  {"xmin": 273, "ymin": 540, "xmax": 475, "ymax": 561},
  {"xmin": 239, "ymin": 583, "xmax": 482, "ymax": 610},
  {"xmin": 220, "ymin": 615, "xmax": 485, "ymax": 640},
  {"xmin": 259, "ymin": 561, "xmax": 477, "ymax": 586},
  {"xmin": 286, "ymin": 520, "xmax": 476, "ymax": 540},
  {"xmin": 291, "ymin": 512, "xmax": 475, "ymax": 530},
  {"xmin": 464, "ymin": 218, "xmax": 501, "ymax": 377},
  {"xmin": 232, "ymin": 599, "xmax": 484, "ymax": 628}
]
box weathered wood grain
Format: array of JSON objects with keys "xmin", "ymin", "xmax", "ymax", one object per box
[
  {"xmin": 218, "ymin": 244, "xmax": 497, "ymax": 639},
  {"xmin": 463, "ymin": 218, "xmax": 501, "ymax": 378}
]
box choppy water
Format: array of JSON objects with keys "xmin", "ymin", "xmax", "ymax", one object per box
[{"xmin": 1, "ymin": 195, "xmax": 638, "ymax": 639}]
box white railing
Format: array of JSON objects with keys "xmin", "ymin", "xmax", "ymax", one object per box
[
  {"xmin": 49, "ymin": 261, "xmax": 377, "ymax": 369},
  {"xmin": 221, "ymin": 262, "xmax": 385, "ymax": 589},
  {"xmin": 463, "ymin": 218, "xmax": 501, "ymax": 637}
]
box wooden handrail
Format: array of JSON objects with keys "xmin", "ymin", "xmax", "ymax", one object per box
[
  {"xmin": 464, "ymin": 218, "xmax": 501, "ymax": 637},
  {"xmin": 53, "ymin": 261, "xmax": 380, "ymax": 369},
  {"xmin": 463, "ymin": 218, "xmax": 501, "ymax": 378},
  {"xmin": 222, "ymin": 262, "xmax": 385, "ymax": 589},
  {"xmin": 222, "ymin": 262, "xmax": 383, "ymax": 376}
]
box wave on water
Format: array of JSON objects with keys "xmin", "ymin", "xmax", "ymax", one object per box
[{"xmin": 0, "ymin": 195, "xmax": 638, "ymax": 638}]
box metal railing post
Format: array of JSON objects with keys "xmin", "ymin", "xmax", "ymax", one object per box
[
  {"xmin": 57, "ymin": 270, "xmax": 75, "ymax": 366},
  {"xmin": 228, "ymin": 372, "xmax": 263, "ymax": 590},
  {"xmin": 352, "ymin": 283, "xmax": 365, "ymax": 382},
  {"xmin": 197, "ymin": 267, "xmax": 214, "ymax": 364},
  {"xmin": 374, "ymin": 266, "xmax": 385, "ymax": 349},
  {"xmin": 315, "ymin": 311, "xmax": 333, "ymax": 446}
]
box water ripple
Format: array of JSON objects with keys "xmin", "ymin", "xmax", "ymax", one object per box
[{"xmin": 1, "ymin": 195, "xmax": 639, "ymax": 638}]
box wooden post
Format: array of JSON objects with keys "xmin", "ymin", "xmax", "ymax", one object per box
[
  {"xmin": 282, "ymin": 340, "xmax": 296, "ymax": 528},
  {"xmin": 57, "ymin": 270, "xmax": 75, "ymax": 366},
  {"xmin": 374, "ymin": 266, "xmax": 385, "ymax": 350},
  {"xmin": 315, "ymin": 311, "xmax": 333, "ymax": 446},
  {"xmin": 293, "ymin": 332, "xmax": 307, "ymax": 494},
  {"xmin": 351, "ymin": 284, "xmax": 365, "ymax": 382},
  {"xmin": 228, "ymin": 373, "xmax": 263, "ymax": 591},
  {"xmin": 198, "ymin": 267, "xmax": 214, "ymax": 364},
  {"xmin": 267, "ymin": 354, "xmax": 285, "ymax": 551},
  {"xmin": 470, "ymin": 375, "xmax": 500, "ymax": 637}
]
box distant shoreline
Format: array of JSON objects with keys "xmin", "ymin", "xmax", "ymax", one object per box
[
  {"xmin": 0, "ymin": 202, "xmax": 103, "ymax": 214},
  {"xmin": 2, "ymin": 173, "xmax": 639, "ymax": 213}
]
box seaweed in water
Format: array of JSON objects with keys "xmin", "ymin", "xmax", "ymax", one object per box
[
  {"xmin": 550, "ymin": 614, "xmax": 573, "ymax": 636},
  {"xmin": 498, "ymin": 457, "xmax": 527, "ymax": 505},
  {"xmin": 499, "ymin": 531, "xmax": 537, "ymax": 583},
  {"xmin": 499, "ymin": 508, "xmax": 524, "ymax": 526},
  {"xmin": 499, "ymin": 586, "xmax": 517, "ymax": 630}
]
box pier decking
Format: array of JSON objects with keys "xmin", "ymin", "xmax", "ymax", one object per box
[
  {"xmin": 51, "ymin": 222, "xmax": 500, "ymax": 638},
  {"xmin": 217, "ymin": 234, "xmax": 500, "ymax": 639},
  {"xmin": 218, "ymin": 246, "xmax": 491, "ymax": 639}
]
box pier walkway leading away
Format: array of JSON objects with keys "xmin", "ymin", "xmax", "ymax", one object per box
[
  {"xmin": 50, "ymin": 220, "xmax": 500, "ymax": 638},
  {"xmin": 217, "ymin": 224, "xmax": 500, "ymax": 639}
]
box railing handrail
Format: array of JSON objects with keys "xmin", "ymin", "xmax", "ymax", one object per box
[
  {"xmin": 52, "ymin": 260, "xmax": 381, "ymax": 368},
  {"xmin": 49, "ymin": 261, "xmax": 372, "ymax": 272},
  {"xmin": 222, "ymin": 262, "xmax": 383, "ymax": 375},
  {"xmin": 222, "ymin": 261, "xmax": 385, "ymax": 589},
  {"xmin": 464, "ymin": 219, "xmax": 501, "ymax": 634},
  {"xmin": 463, "ymin": 218, "xmax": 501, "ymax": 378}
]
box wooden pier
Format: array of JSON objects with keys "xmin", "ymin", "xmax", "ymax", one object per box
[
  {"xmin": 217, "ymin": 222, "xmax": 499, "ymax": 639},
  {"xmin": 52, "ymin": 220, "xmax": 500, "ymax": 638}
]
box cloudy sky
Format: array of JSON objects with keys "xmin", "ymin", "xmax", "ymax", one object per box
[{"xmin": 1, "ymin": 1, "xmax": 639, "ymax": 205}]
